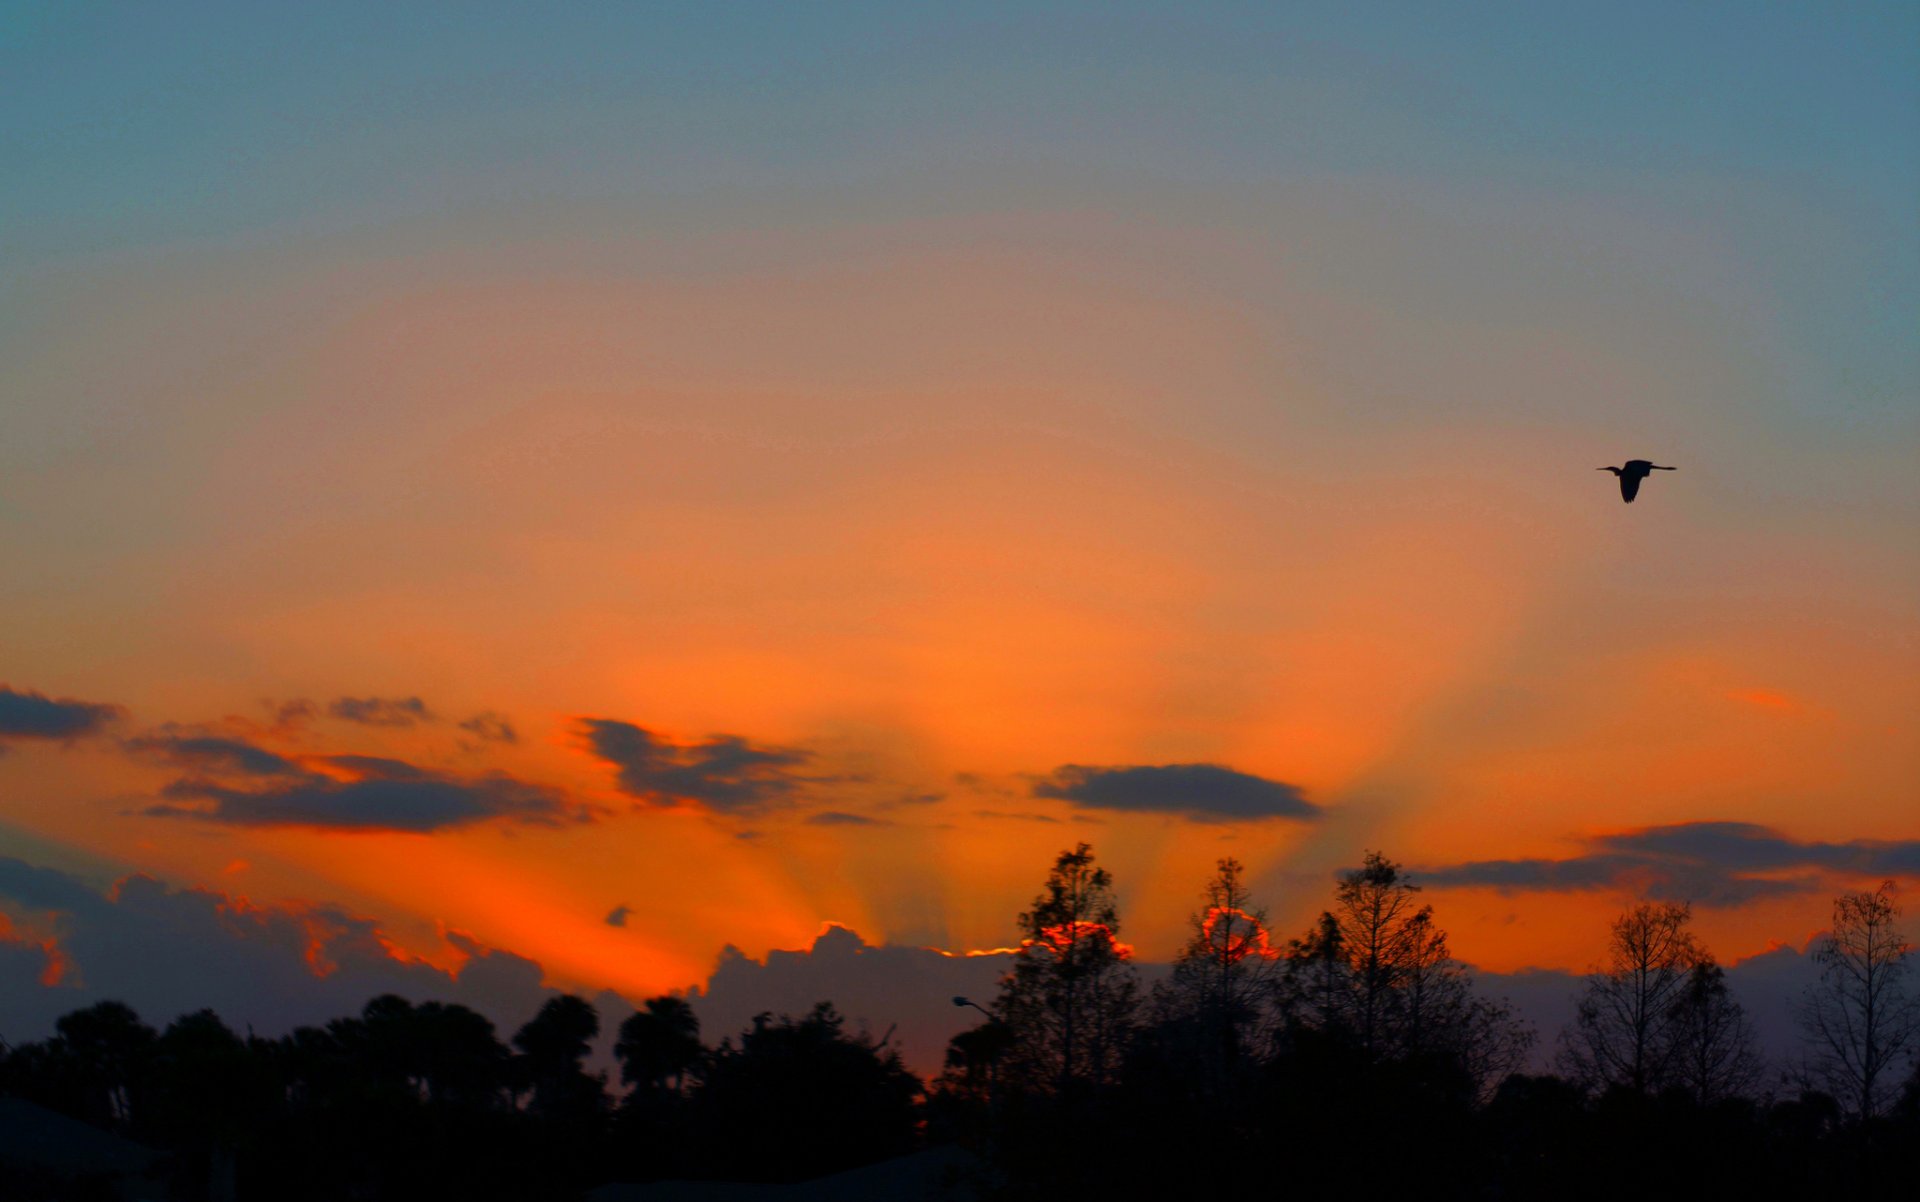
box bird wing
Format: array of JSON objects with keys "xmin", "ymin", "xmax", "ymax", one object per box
[
  {"xmin": 1620, "ymin": 473, "xmax": 1642, "ymax": 503},
  {"xmin": 1624, "ymin": 459, "xmax": 1652, "ymax": 472}
]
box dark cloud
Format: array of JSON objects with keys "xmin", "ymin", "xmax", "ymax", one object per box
[
  {"xmin": 328, "ymin": 696, "xmax": 434, "ymax": 727},
  {"xmin": 0, "ymin": 858, "xmax": 571, "ymax": 1050},
  {"xmin": 125, "ymin": 730, "xmax": 305, "ymax": 778},
  {"xmin": 124, "ymin": 726, "xmax": 589, "ymax": 834},
  {"xmin": 459, "ymin": 712, "xmax": 518, "ymax": 745},
  {"xmin": 575, "ymin": 718, "xmax": 813, "ymax": 813},
  {"xmin": 0, "ymin": 685, "xmax": 123, "ymax": 746},
  {"xmin": 145, "ymin": 769, "xmax": 588, "ymax": 833},
  {"xmin": 262, "ymin": 699, "xmax": 318, "ymax": 731},
  {"xmin": 803, "ymin": 811, "xmax": 889, "ymax": 827},
  {"xmin": 974, "ymin": 809, "xmax": 1062, "ymax": 823},
  {"xmin": 605, "ymin": 905, "xmax": 631, "ymax": 928},
  {"xmin": 0, "ymin": 857, "xmax": 111, "ymax": 917},
  {"xmin": 875, "ymin": 791, "xmax": 945, "ymax": 809},
  {"xmin": 1031, "ymin": 763, "xmax": 1320, "ymax": 822},
  {"xmin": 689, "ymin": 926, "xmax": 1020, "ymax": 1076},
  {"xmin": 1421, "ymin": 822, "xmax": 1920, "ymax": 907}
]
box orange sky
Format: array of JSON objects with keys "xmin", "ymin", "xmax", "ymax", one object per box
[
  {"xmin": 4, "ymin": 218, "xmax": 1915, "ymax": 997},
  {"xmin": 3, "ymin": 9, "xmax": 1916, "ymax": 1009}
]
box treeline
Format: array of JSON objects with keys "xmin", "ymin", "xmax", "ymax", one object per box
[
  {"xmin": 1, "ymin": 847, "xmax": 1916, "ymax": 1201},
  {"xmin": 0, "ymin": 989, "xmax": 915, "ymax": 1200},
  {"xmin": 934, "ymin": 847, "xmax": 1919, "ymax": 1201}
]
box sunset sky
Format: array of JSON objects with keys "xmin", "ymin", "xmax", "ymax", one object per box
[{"xmin": 2, "ymin": 4, "xmax": 1915, "ymax": 1039}]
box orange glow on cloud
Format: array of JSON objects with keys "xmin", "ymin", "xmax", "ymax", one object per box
[
  {"xmin": 1026, "ymin": 922, "xmax": 1135, "ymax": 962},
  {"xmin": 1200, "ymin": 906, "xmax": 1283, "ymax": 963}
]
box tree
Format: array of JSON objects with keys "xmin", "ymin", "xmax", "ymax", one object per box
[
  {"xmin": 148, "ymin": 1010, "xmax": 263, "ymax": 1202},
  {"xmin": 692, "ymin": 1003, "xmax": 920, "ymax": 1182},
  {"xmin": 1335, "ymin": 851, "xmax": 1427, "ymax": 1057},
  {"xmin": 1559, "ymin": 901, "xmax": 1702, "ymax": 1095},
  {"xmin": 1667, "ymin": 958, "xmax": 1764, "ymax": 1104},
  {"xmin": 993, "ymin": 843, "xmax": 1140, "ymax": 1095},
  {"xmin": 1275, "ymin": 853, "xmax": 1532, "ymax": 1095},
  {"xmin": 1152, "ymin": 858, "xmax": 1281, "ymax": 1085},
  {"xmin": 614, "ymin": 996, "xmax": 703, "ymax": 1098},
  {"xmin": 1796, "ymin": 880, "xmax": 1918, "ymax": 1120},
  {"xmin": 1278, "ymin": 909, "xmax": 1351, "ymax": 1040},
  {"xmin": 408, "ymin": 1000, "xmax": 511, "ymax": 1110},
  {"xmin": 512, "ymin": 994, "xmax": 608, "ymax": 1123},
  {"xmin": 53, "ymin": 999, "xmax": 155, "ymax": 1129}
]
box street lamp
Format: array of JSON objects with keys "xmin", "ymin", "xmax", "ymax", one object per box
[{"xmin": 949, "ymin": 996, "xmax": 1003, "ymax": 1151}]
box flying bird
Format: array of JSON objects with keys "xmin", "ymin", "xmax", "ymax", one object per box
[{"xmin": 1598, "ymin": 459, "xmax": 1676, "ymax": 503}]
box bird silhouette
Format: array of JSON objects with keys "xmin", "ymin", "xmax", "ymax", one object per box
[{"xmin": 1598, "ymin": 459, "xmax": 1676, "ymax": 503}]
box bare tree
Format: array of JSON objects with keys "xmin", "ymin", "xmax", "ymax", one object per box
[
  {"xmin": 1336, "ymin": 851, "xmax": 1426, "ymax": 1058},
  {"xmin": 1796, "ymin": 881, "xmax": 1918, "ymax": 1120},
  {"xmin": 1668, "ymin": 958, "xmax": 1764, "ymax": 1104},
  {"xmin": 1278, "ymin": 909, "xmax": 1352, "ymax": 1039},
  {"xmin": 1274, "ymin": 852, "xmax": 1533, "ymax": 1094},
  {"xmin": 1560, "ymin": 901, "xmax": 1702, "ymax": 1095},
  {"xmin": 1153, "ymin": 858, "xmax": 1282, "ymax": 1082},
  {"xmin": 994, "ymin": 843, "xmax": 1139, "ymax": 1095}
]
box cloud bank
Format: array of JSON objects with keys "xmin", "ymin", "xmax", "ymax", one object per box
[
  {"xmin": 1421, "ymin": 822, "xmax": 1920, "ymax": 906},
  {"xmin": 0, "ymin": 857, "xmax": 563, "ymax": 1043}
]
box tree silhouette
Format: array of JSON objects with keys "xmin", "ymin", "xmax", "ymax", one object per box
[
  {"xmin": 1279, "ymin": 909, "xmax": 1352, "ymax": 1040},
  {"xmin": 1667, "ymin": 958, "xmax": 1764, "ymax": 1105},
  {"xmin": 691, "ymin": 1002, "xmax": 919, "ymax": 1182},
  {"xmin": 512, "ymin": 994, "xmax": 608, "ymax": 1123},
  {"xmin": 1560, "ymin": 901, "xmax": 1702, "ymax": 1095},
  {"xmin": 1336, "ymin": 851, "xmax": 1426, "ymax": 1058},
  {"xmin": 993, "ymin": 843, "xmax": 1140, "ymax": 1097},
  {"xmin": 1796, "ymin": 881, "xmax": 1918, "ymax": 1120},
  {"xmin": 614, "ymin": 995, "xmax": 702, "ymax": 1099},
  {"xmin": 409, "ymin": 1000, "xmax": 512, "ymax": 1109},
  {"xmin": 147, "ymin": 1009, "xmax": 262, "ymax": 1202},
  {"xmin": 1272, "ymin": 851, "xmax": 1530, "ymax": 1093},
  {"xmin": 1152, "ymin": 857, "xmax": 1280, "ymax": 1088},
  {"xmin": 52, "ymin": 1000, "xmax": 154, "ymax": 1130}
]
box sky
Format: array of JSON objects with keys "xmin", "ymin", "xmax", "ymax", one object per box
[{"xmin": 2, "ymin": 3, "xmax": 1916, "ymax": 1057}]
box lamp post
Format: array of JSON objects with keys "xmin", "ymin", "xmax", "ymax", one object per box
[{"xmin": 951, "ymin": 996, "xmax": 1004, "ymax": 1155}]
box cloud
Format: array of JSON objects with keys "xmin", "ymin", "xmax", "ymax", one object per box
[
  {"xmin": 803, "ymin": 811, "xmax": 889, "ymax": 827},
  {"xmin": 121, "ymin": 726, "xmax": 591, "ymax": 833},
  {"xmin": 328, "ymin": 696, "xmax": 434, "ymax": 727},
  {"xmin": 262, "ymin": 698, "xmax": 318, "ymax": 732},
  {"xmin": 1031, "ymin": 763, "xmax": 1320, "ymax": 822},
  {"xmin": 122, "ymin": 725, "xmax": 583, "ymax": 829},
  {"xmin": 689, "ymin": 925, "xmax": 1019, "ymax": 1076},
  {"xmin": 575, "ymin": 718, "xmax": 814, "ymax": 813},
  {"xmin": 0, "ymin": 685, "xmax": 123, "ymax": 747},
  {"xmin": 974, "ymin": 809, "xmax": 1063, "ymax": 823},
  {"xmin": 605, "ymin": 905, "xmax": 631, "ymax": 928},
  {"xmin": 459, "ymin": 712, "xmax": 518, "ymax": 745},
  {"xmin": 875, "ymin": 791, "xmax": 945, "ymax": 809},
  {"xmin": 0, "ymin": 857, "xmax": 569, "ymax": 1047},
  {"xmin": 145, "ymin": 770, "xmax": 588, "ymax": 833},
  {"xmin": 1421, "ymin": 822, "xmax": 1920, "ymax": 906},
  {"xmin": 125, "ymin": 730, "xmax": 305, "ymax": 778}
]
